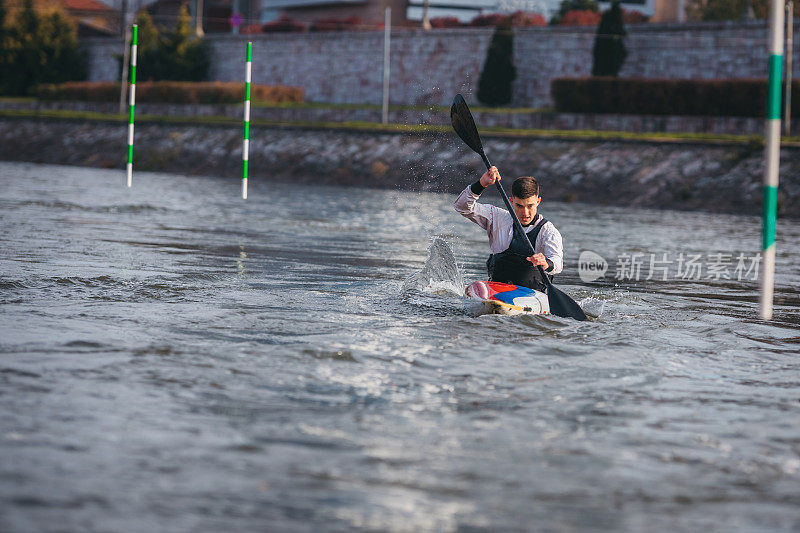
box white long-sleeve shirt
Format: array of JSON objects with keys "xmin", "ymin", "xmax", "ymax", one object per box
[{"xmin": 454, "ymin": 184, "xmax": 564, "ymax": 275}]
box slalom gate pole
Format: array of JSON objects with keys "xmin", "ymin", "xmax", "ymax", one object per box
[
  {"xmin": 760, "ymin": 0, "xmax": 785, "ymax": 320},
  {"xmin": 242, "ymin": 41, "xmax": 251, "ymax": 199},
  {"xmin": 127, "ymin": 24, "xmax": 138, "ymax": 188}
]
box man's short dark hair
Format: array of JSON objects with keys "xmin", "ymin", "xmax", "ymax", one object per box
[{"xmin": 511, "ymin": 176, "xmax": 540, "ymax": 199}]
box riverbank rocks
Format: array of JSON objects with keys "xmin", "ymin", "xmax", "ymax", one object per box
[{"xmin": 0, "ymin": 118, "xmax": 797, "ymax": 217}]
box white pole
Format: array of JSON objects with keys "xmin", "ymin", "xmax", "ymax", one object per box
[
  {"xmin": 127, "ymin": 24, "xmax": 138, "ymax": 188},
  {"xmin": 760, "ymin": 0, "xmax": 785, "ymax": 320},
  {"xmin": 382, "ymin": 7, "xmax": 391, "ymax": 125},
  {"xmin": 785, "ymin": 1, "xmax": 793, "ymax": 136},
  {"xmin": 242, "ymin": 41, "xmax": 251, "ymax": 200},
  {"xmin": 195, "ymin": 0, "xmax": 205, "ymax": 37}
]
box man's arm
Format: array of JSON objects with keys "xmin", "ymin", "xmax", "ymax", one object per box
[
  {"xmin": 529, "ymin": 223, "xmax": 564, "ymax": 275},
  {"xmin": 454, "ymin": 167, "xmax": 503, "ymax": 231}
]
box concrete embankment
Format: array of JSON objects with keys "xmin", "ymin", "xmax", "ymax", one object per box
[{"xmin": 1, "ymin": 116, "xmax": 798, "ymax": 217}]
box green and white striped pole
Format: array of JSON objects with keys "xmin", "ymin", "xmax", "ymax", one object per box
[
  {"xmin": 760, "ymin": 0, "xmax": 784, "ymax": 320},
  {"xmin": 242, "ymin": 41, "xmax": 251, "ymax": 199},
  {"xmin": 127, "ymin": 24, "xmax": 138, "ymax": 188}
]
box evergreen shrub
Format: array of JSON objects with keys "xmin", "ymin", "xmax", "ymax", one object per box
[
  {"xmin": 551, "ymin": 77, "xmax": 800, "ymax": 117},
  {"xmin": 477, "ymin": 19, "xmax": 516, "ymax": 106},
  {"xmin": 0, "ymin": 0, "xmax": 86, "ymax": 95},
  {"xmin": 592, "ymin": 1, "xmax": 627, "ymax": 77},
  {"xmin": 38, "ymin": 81, "xmax": 304, "ymax": 104},
  {"xmin": 127, "ymin": 7, "xmax": 209, "ymax": 82}
]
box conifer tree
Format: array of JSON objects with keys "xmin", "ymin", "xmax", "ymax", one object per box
[
  {"xmin": 592, "ymin": 1, "xmax": 627, "ymax": 76},
  {"xmin": 0, "ymin": 0, "xmax": 8, "ymax": 91},
  {"xmin": 550, "ymin": 0, "xmax": 599, "ymax": 25},
  {"xmin": 39, "ymin": 9, "xmax": 86, "ymax": 84},
  {"xmin": 158, "ymin": 5, "xmax": 209, "ymax": 81},
  {"xmin": 130, "ymin": 9, "xmax": 162, "ymax": 81},
  {"xmin": 128, "ymin": 6, "xmax": 208, "ymax": 82},
  {"xmin": 0, "ymin": 0, "xmax": 85, "ymax": 95},
  {"xmin": 477, "ymin": 18, "xmax": 516, "ymax": 106}
]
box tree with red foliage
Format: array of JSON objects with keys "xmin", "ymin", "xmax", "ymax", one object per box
[
  {"xmin": 469, "ymin": 13, "xmax": 508, "ymax": 27},
  {"xmin": 262, "ymin": 16, "xmax": 305, "ymax": 33},
  {"xmin": 621, "ymin": 8, "xmax": 648, "ymax": 23},
  {"xmin": 430, "ymin": 16, "xmax": 462, "ymax": 28},
  {"xmin": 509, "ymin": 11, "xmax": 547, "ymax": 27},
  {"xmin": 559, "ymin": 9, "xmax": 601, "ymax": 25},
  {"xmin": 309, "ymin": 16, "xmax": 363, "ymax": 32},
  {"xmin": 240, "ymin": 24, "xmax": 263, "ymax": 34},
  {"xmin": 549, "ymin": 0, "xmax": 599, "ymax": 24}
]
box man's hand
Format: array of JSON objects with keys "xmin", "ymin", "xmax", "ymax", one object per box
[
  {"xmin": 527, "ymin": 253, "xmax": 548, "ymax": 268},
  {"xmin": 480, "ymin": 166, "xmax": 501, "ymax": 188}
]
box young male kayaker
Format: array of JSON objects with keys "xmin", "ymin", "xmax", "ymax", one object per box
[{"xmin": 454, "ymin": 166, "xmax": 563, "ymax": 292}]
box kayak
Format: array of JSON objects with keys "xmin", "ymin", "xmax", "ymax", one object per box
[{"xmin": 465, "ymin": 281, "xmax": 550, "ymax": 316}]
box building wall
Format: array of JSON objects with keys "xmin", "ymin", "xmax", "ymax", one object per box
[
  {"xmin": 650, "ymin": 0, "xmax": 681, "ymax": 23},
  {"xmin": 83, "ymin": 20, "xmax": 800, "ymax": 107}
]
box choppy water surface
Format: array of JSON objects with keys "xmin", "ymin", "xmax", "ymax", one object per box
[{"xmin": 1, "ymin": 162, "xmax": 799, "ymax": 532}]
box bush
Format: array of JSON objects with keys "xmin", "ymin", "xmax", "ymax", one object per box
[
  {"xmin": 240, "ymin": 24, "xmax": 264, "ymax": 34},
  {"xmin": 469, "ymin": 13, "xmax": 509, "ymax": 27},
  {"xmin": 38, "ymin": 81, "xmax": 305, "ymax": 104},
  {"xmin": 551, "ymin": 77, "xmax": 800, "ymax": 117},
  {"xmin": 560, "ymin": 9, "xmax": 602, "ymax": 25},
  {"xmin": 155, "ymin": 6, "xmax": 210, "ymax": 81},
  {"xmin": 592, "ymin": 1, "xmax": 627, "ymax": 76},
  {"xmin": 430, "ymin": 16, "xmax": 462, "ymax": 28},
  {"xmin": 686, "ymin": 0, "xmax": 770, "ymax": 21},
  {"xmin": 622, "ymin": 8, "xmax": 648, "ymax": 23},
  {"xmin": 309, "ymin": 16, "xmax": 363, "ymax": 32},
  {"xmin": 262, "ymin": 16, "xmax": 305, "ymax": 33},
  {"xmin": 122, "ymin": 8, "xmax": 209, "ymax": 82},
  {"xmin": 509, "ymin": 11, "xmax": 547, "ymax": 27},
  {"xmin": 477, "ymin": 20, "xmax": 516, "ymax": 106},
  {"xmin": 550, "ymin": 0, "xmax": 599, "ymax": 24}
]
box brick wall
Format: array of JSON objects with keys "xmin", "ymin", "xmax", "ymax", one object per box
[{"xmin": 83, "ymin": 20, "xmax": 800, "ymax": 108}]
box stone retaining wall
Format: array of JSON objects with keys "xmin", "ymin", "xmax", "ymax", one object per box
[
  {"xmin": 1, "ymin": 116, "xmax": 797, "ymax": 217},
  {"xmin": 82, "ymin": 21, "xmax": 800, "ymax": 108}
]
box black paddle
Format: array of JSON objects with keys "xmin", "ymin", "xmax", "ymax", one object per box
[{"xmin": 450, "ymin": 93, "xmax": 587, "ymax": 321}]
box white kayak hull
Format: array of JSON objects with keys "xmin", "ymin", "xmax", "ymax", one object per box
[{"xmin": 465, "ymin": 281, "xmax": 550, "ymax": 316}]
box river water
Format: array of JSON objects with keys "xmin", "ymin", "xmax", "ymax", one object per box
[{"xmin": 1, "ymin": 161, "xmax": 799, "ymax": 532}]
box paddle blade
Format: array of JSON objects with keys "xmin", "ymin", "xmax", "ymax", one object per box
[
  {"xmin": 546, "ymin": 284, "xmax": 588, "ymax": 321},
  {"xmin": 450, "ymin": 94, "xmax": 485, "ymax": 157}
]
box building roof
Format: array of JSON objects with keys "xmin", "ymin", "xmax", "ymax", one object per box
[
  {"xmin": 261, "ymin": 0, "xmax": 367, "ymax": 8},
  {"xmin": 62, "ymin": 0, "xmax": 115, "ymax": 13}
]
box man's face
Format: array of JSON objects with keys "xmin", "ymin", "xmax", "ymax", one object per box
[{"xmin": 511, "ymin": 195, "xmax": 541, "ymax": 225}]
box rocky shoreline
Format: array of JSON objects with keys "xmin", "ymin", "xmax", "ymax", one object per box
[{"xmin": 1, "ymin": 117, "xmax": 798, "ymax": 217}]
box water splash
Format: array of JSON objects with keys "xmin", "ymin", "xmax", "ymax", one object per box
[{"xmin": 401, "ymin": 237, "xmax": 464, "ymax": 298}]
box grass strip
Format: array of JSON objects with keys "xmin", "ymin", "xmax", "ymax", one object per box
[
  {"xmin": 0, "ymin": 96, "xmax": 548, "ymax": 114},
  {"xmin": 249, "ymin": 101, "xmax": 549, "ymax": 114},
  {"xmin": 3, "ymin": 107, "xmax": 799, "ymax": 147}
]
